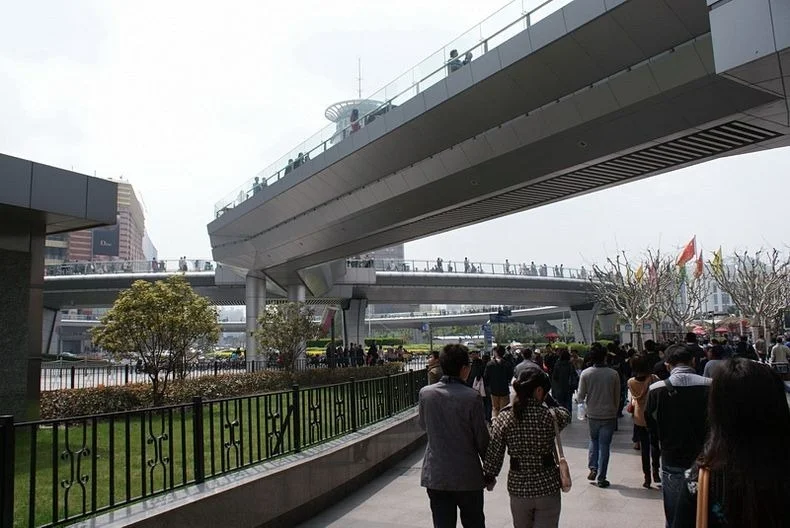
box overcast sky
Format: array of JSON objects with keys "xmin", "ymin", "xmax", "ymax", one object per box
[{"xmin": 2, "ymin": 0, "xmax": 789, "ymax": 270}]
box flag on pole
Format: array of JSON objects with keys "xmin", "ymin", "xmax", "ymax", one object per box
[
  {"xmin": 676, "ymin": 236, "xmax": 696, "ymax": 266},
  {"xmin": 635, "ymin": 264, "xmax": 644, "ymax": 282},
  {"xmin": 694, "ymin": 251, "xmax": 704, "ymax": 279},
  {"xmin": 320, "ymin": 307, "xmax": 336, "ymax": 335},
  {"xmin": 712, "ymin": 247, "xmax": 724, "ymax": 275},
  {"xmin": 679, "ymin": 264, "xmax": 687, "ymax": 280}
]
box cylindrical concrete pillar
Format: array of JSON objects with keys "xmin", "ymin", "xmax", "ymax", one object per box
[
  {"xmin": 342, "ymin": 298, "xmax": 369, "ymax": 349},
  {"xmin": 287, "ymin": 284, "xmax": 306, "ymax": 302},
  {"xmin": 287, "ymin": 284, "xmax": 307, "ymax": 369},
  {"xmin": 245, "ymin": 273, "xmax": 266, "ymax": 369},
  {"xmin": 598, "ymin": 312, "xmax": 618, "ymax": 337}
]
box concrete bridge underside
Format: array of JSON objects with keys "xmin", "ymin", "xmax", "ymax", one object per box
[
  {"xmin": 209, "ymin": 0, "xmax": 790, "ymax": 292},
  {"xmin": 42, "ymin": 271, "xmax": 593, "ymax": 308}
]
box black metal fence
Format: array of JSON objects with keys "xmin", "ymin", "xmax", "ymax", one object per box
[
  {"xmin": 41, "ymin": 361, "xmax": 254, "ymax": 391},
  {"xmin": 40, "ymin": 357, "xmax": 431, "ymax": 391},
  {"xmin": 2, "ymin": 370, "xmax": 428, "ymax": 528}
]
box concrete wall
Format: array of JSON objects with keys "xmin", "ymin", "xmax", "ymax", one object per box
[
  {"xmin": 0, "ymin": 248, "xmax": 41, "ymax": 419},
  {"xmin": 81, "ymin": 410, "xmax": 425, "ymax": 528}
]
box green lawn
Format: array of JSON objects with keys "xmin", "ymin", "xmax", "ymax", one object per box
[{"xmin": 13, "ymin": 374, "xmax": 418, "ymax": 527}]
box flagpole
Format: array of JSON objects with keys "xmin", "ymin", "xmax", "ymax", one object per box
[{"xmin": 680, "ymin": 272, "xmax": 688, "ymax": 339}]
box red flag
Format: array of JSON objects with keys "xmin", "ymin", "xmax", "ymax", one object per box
[
  {"xmin": 694, "ymin": 251, "xmax": 704, "ymax": 279},
  {"xmin": 320, "ymin": 307, "xmax": 335, "ymax": 335},
  {"xmin": 676, "ymin": 236, "xmax": 696, "ymax": 266}
]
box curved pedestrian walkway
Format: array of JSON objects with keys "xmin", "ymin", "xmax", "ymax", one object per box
[{"xmin": 297, "ymin": 413, "xmax": 665, "ymax": 527}]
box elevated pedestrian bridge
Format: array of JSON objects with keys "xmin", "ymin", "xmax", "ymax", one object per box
[
  {"xmin": 59, "ymin": 305, "xmax": 568, "ymax": 332},
  {"xmin": 42, "ymin": 258, "xmax": 593, "ymax": 308},
  {"xmin": 208, "ymin": 0, "xmax": 790, "ymax": 291}
]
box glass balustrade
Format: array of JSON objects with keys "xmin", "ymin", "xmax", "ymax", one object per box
[
  {"xmin": 345, "ymin": 258, "xmax": 589, "ymax": 279},
  {"xmin": 214, "ymin": 0, "xmax": 570, "ymax": 216},
  {"xmin": 366, "ymin": 304, "xmax": 551, "ymax": 319},
  {"xmin": 44, "ymin": 258, "xmax": 216, "ymax": 276},
  {"xmin": 44, "ymin": 256, "xmax": 589, "ymax": 280}
]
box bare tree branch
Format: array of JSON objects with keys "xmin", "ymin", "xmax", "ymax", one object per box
[
  {"xmin": 660, "ymin": 265, "xmax": 709, "ymax": 336},
  {"xmin": 707, "ymin": 249, "xmax": 790, "ymax": 339},
  {"xmin": 589, "ymin": 250, "xmax": 670, "ymax": 350}
]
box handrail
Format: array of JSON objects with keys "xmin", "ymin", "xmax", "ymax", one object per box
[
  {"xmin": 44, "ymin": 258, "xmax": 216, "ymax": 276},
  {"xmin": 44, "ymin": 256, "xmax": 591, "ymax": 279},
  {"xmin": 45, "ymin": 256, "xmax": 591, "ymax": 280},
  {"xmin": 214, "ymin": 0, "xmax": 570, "ymax": 215},
  {"xmin": 347, "ymin": 257, "xmax": 590, "ymax": 279}
]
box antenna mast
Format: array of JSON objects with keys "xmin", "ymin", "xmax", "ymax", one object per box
[{"xmin": 357, "ymin": 57, "xmax": 362, "ymax": 98}]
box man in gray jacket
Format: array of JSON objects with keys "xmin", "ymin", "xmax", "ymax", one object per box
[
  {"xmin": 577, "ymin": 344, "xmax": 620, "ymax": 488},
  {"xmin": 419, "ymin": 344, "xmax": 490, "ymax": 527}
]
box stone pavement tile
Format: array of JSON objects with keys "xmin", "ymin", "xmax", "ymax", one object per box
[{"xmin": 298, "ymin": 414, "xmax": 666, "ymax": 528}]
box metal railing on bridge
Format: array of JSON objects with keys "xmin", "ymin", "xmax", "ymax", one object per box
[
  {"xmin": 45, "ymin": 257, "xmax": 591, "ymax": 279},
  {"xmin": 347, "ymin": 258, "xmax": 589, "ymax": 279},
  {"xmin": 214, "ymin": 0, "xmax": 572, "ymax": 216},
  {"xmin": 367, "ymin": 305, "xmax": 543, "ymax": 320},
  {"xmin": 44, "ymin": 258, "xmax": 216, "ymax": 277}
]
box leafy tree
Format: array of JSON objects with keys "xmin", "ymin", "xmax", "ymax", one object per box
[
  {"xmin": 91, "ymin": 275, "xmax": 220, "ymax": 405},
  {"xmin": 256, "ymin": 302, "xmax": 320, "ymax": 371}
]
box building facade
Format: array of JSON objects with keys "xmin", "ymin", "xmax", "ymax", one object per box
[{"xmin": 46, "ymin": 179, "xmax": 149, "ymax": 264}]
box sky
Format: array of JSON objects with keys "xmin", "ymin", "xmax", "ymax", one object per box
[{"xmin": 1, "ymin": 0, "xmax": 789, "ymax": 271}]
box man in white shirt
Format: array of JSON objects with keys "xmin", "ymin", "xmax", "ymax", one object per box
[{"xmin": 769, "ymin": 337, "xmax": 789, "ymax": 365}]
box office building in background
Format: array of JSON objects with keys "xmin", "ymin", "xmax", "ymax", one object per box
[{"xmin": 44, "ymin": 179, "xmax": 152, "ymax": 264}]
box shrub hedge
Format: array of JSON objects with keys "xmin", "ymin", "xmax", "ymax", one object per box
[{"xmin": 41, "ymin": 363, "xmax": 404, "ymax": 420}]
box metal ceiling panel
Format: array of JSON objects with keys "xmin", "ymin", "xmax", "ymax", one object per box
[
  {"xmin": 611, "ymin": 0, "xmax": 698, "ymax": 57},
  {"xmin": 563, "ymin": 0, "xmax": 607, "ymax": 33}
]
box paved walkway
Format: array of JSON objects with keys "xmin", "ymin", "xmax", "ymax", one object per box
[{"xmin": 298, "ymin": 413, "xmax": 666, "ymax": 528}]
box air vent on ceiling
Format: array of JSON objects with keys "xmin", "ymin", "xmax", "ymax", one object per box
[{"xmin": 413, "ymin": 120, "xmax": 780, "ymax": 230}]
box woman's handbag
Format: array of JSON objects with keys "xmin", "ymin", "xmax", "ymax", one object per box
[
  {"xmin": 696, "ymin": 466, "xmax": 710, "ymax": 528},
  {"xmin": 472, "ymin": 376, "xmax": 486, "ymax": 397},
  {"xmin": 626, "ymin": 400, "xmax": 635, "ymax": 414},
  {"xmin": 550, "ymin": 409, "xmax": 572, "ymax": 493}
]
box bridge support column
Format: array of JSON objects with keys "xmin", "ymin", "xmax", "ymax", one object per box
[
  {"xmin": 245, "ymin": 273, "xmax": 266, "ymax": 370},
  {"xmin": 287, "ymin": 284, "xmax": 307, "ymax": 369},
  {"xmin": 342, "ymin": 299, "xmax": 368, "ymax": 351},
  {"xmin": 42, "ymin": 307, "xmax": 62, "ymax": 356},
  {"xmin": 0, "ymin": 230, "xmax": 45, "ymax": 420},
  {"xmin": 570, "ymin": 303, "xmax": 598, "ymax": 345},
  {"xmin": 287, "ymin": 284, "xmax": 306, "ymax": 302},
  {"xmin": 598, "ymin": 312, "xmax": 618, "ymax": 338}
]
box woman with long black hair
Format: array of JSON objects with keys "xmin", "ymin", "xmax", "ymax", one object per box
[{"xmin": 673, "ymin": 358, "xmax": 790, "ymax": 527}]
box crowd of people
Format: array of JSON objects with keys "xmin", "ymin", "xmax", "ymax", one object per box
[
  {"xmin": 418, "ymin": 334, "xmax": 790, "ymax": 527},
  {"xmin": 346, "ymin": 255, "xmax": 588, "ymax": 278},
  {"xmin": 319, "ymin": 341, "xmax": 412, "ymax": 368},
  {"xmin": 44, "ymin": 257, "xmax": 215, "ymax": 276}
]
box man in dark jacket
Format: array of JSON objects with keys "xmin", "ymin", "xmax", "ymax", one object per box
[
  {"xmin": 465, "ymin": 349, "xmax": 485, "ymax": 388},
  {"xmin": 484, "ymin": 345, "xmax": 514, "ymax": 418},
  {"xmin": 684, "ymin": 332, "xmax": 706, "ymax": 375},
  {"xmin": 420, "ymin": 344, "xmax": 490, "ymax": 528},
  {"xmin": 646, "ymin": 344, "xmax": 711, "ymax": 527},
  {"xmin": 513, "ymin": 348, "xmax": 542, "ymax": 378},
  {"xmin": 644, "ymin": 340, "xmax": 661, "ymax": 373}
]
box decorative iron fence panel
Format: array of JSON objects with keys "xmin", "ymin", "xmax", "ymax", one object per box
[{"xmin": 5, "ymin": 371, "xmax": 421, "ymax": 528}]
